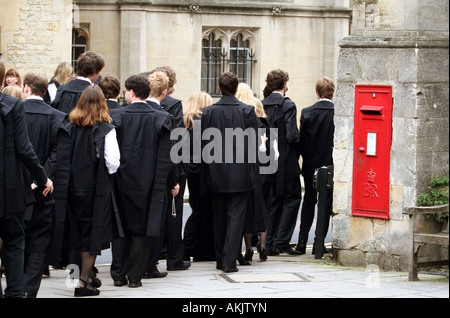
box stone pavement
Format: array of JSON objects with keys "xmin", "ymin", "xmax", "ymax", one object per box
[{"xmin": 20, "ymin": 245, "xmax": 448, "ymax": 300}]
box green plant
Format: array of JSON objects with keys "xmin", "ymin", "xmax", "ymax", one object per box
[{"xmin": 417, "ymin": 174, "xmax": 449, "ymax": 223}]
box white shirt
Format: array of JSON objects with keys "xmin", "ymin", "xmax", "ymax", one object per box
[
  {"xmin": 47, "ymin": 83, "xmax": 58, "ymax": 102},
  {"xmin": 104, "ymin": 128, "xmax": 120, "ymax": 174}
]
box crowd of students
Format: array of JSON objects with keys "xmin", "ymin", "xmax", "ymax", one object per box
[{"xmin": 0, "ymin": 51, "xmax": 336, "ymax": 298}]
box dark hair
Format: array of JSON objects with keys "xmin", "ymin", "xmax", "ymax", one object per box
[
  {"xmin": 76, "ymin": 51, "xmax": 105, "ymax": 77},
  {"xmin": 125, "ymin": 75, "xmax": 150, "ymax": 100},
  {"xmin": 99, "ymin": 75, "xmax": 121, "ymax": 99},
  {"xmin": 263, "ymin": 85, "xmax": 272, "ymax": 98},
  {"xmin": 218, "ymin": 71, "xmax": 239, "ymax": 96},
  {"xmin": 265, "ymin": 69, "xmax": 289, "ymax": 92},
  {"xmin": 23, "ymin": 72, "xmax": 49, "ymax": 97}
]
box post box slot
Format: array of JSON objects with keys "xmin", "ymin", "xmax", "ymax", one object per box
[{"xmin": 360, "ymin": 105, "xmax": 383, "ymax": 116}]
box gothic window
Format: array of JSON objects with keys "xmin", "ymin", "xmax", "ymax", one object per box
[
  {"xmin": 201, "ymin": 33, "xmax": 223, "ymax": 96},
  {"xmin": 230, "ymin": 33, "xmax": 253, "ymax": 84},
  {"xmin": 201, "ymin": 28, "xmax": 257, "ymax": 97},
  {"xmin": 72, "ymin": 28, "xmax": 88, "ymax": 71}
]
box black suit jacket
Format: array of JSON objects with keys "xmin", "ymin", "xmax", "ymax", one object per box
[
  {"xmin": 200, "ymin": 95, "xmax": 260, "ymax": 193},
  {"xmin": 299, "ymin": 99, "xmax": 334, "ymax": 175},
  {"xmin": 0, "ymin": 93, "xmax": 48, "ymax": 218},
  {"xmin": 261, "ymin": 93, "xmax": 301, "ymax": 185}
]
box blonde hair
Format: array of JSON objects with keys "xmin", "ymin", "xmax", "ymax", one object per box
[
  {"xmin": 148, "ymin": 71, "xmax": 169, "ymax": 98},
  {"xmin": 236, "ymin": 83, "xmax": 255, "ymax": 106},
  {"xmin": 69, "ymin": 85, "xmax": 112, "ymax": 127},
  {"xmin": 183, "ymin": 91, "xmax": 212, "ymax": 130},
  {"xmin": 2, "ymin": 84, "xmax": 25, "ymax": 100},
  {"xmin": 150, "ymin": 66, "xmax": 177, "ymax": 95},
  {"xmin": 236, "ymin": 82, "xmax": 267, "ymax": 118},
  {"xmin": 53, "ymin": 61, "xmax": 73, "ymax": 85},
  {"xmin": 253, "ymin": 97, "xmax": 267, "ymax": 118}
]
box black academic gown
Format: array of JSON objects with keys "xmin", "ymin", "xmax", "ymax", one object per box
[
  {"xmin": 110, "ymin": 102, "xmax": 172, "ymax": 236},
  {"xmin": 66, "ymin": 122, "xmax": 115, "ymax": 255},
  {"xmin": 51, "ymin": 79, "xmax": 91, "ymax": 114},
  {"xmin": 106, "ymin": 99, "xmax": 121, "ymax": 111},
  {"xmin": 22, "ymin": 98, "xmax": 67, "ymax": 252},
  {"xmin": 261, "ymin": 93, "xmax": 301, "ymax": 188},
  {"xmin": 0, "ymin": 93, "xmax": 48, "ymax": 219}
]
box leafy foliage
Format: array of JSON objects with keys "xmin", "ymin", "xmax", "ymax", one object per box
[{"xmin": 417, "ymin": 174, "xmax": 449, "ymax": 223}]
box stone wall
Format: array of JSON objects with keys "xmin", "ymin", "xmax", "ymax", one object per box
[
  {"xmin": 71, "ymin": 0, "xmax": 351, "ymax": 109},
  {"xmin": 0, "ymin": 0, "xmax": 72, "ymax": 81},
  {"xmin": 333, "ymin": 0, "xmax": 449, "ymax": 271}
]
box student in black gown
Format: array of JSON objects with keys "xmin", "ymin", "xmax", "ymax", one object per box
[
  {"xmin": 109, "ymin": 75, "xmax": 173, "ymax": 288},
  {"xmin": 235, "ymin": 83, "xmax": 271, "ymax": 263},
  {"xmin": 66, "ymin": 85, "xmax": 120, "ymax": 296},
  {"xmin": 182, "ymin": 91, "xmax": 216, "ymax": 262},
  {"xmin": 200, "ymin": 72, "xmax": 261, "ymax": 272},
  {"xmin": 21, "ymin": 72, "xmax": 68, "ymax": 298},
  {"xmin": 1, "ymin": 62, "xmax": 54, "ymax": 298},
  {"xmin": 47, "ymin": 51, "xmax": 106, "ymax": 271}
]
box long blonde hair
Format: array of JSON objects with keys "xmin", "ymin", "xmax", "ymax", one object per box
[
  {"xmin": 53, "ymin": 61, "xmax": 73, "ymax": 85},
  {"xmin": 236, "ymin": 82, "xmax": 267, "ymax": 118},
  {"xmin": 69, "ymin": 85, "xmax": 112, "ymax": 127},
  {"xmin": 183, "ymin": 91, "xmax": 212, "ymax": 130}
]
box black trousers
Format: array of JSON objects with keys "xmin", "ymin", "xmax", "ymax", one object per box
[
  {"xmin": 110, "ymin": 234, "xmax": 152, "ymax": 283},
  {"xmin": 0, "ymin": 212, "xmax": 25, "ymax": 298},
  {"xmin": 212, "ymin": 191, "xmax": 249, "ymax": 269},
  {"xmin": 266, "ymin": 177, "xmax": 302, "ymax": 251},
  {"xmin": 23, "ymin": 204, "xmax": 54, "ymax": 297},
  {"xmin": 297, "ymin": 172, "xmax": 333, "ymax": 245}
]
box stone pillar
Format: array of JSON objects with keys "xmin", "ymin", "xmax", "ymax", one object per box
[
  {"xmin": 118, "ymin": 5, "xmax": 148, "ymax": 82},
  {"xmin": 333, "ymin": 0, "xmax": 449, "ymax": 270}
]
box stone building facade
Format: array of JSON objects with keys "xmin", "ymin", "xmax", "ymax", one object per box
[
  {"xmin": 1, "ymin": 0, "xmax": 448, "ymax": 272},
  {"xmin": 0, "ymin": 0, "xmax": 351, "ymax": 107},
  {"xmin": 333, "ymin": 0, "xmax": 449, "ymax": 270}
]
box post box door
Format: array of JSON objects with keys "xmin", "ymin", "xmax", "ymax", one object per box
[{"xmin": 352, "ymin": 85, "xmax": 393, "ymax": 219}]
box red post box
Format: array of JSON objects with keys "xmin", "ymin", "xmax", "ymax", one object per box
[{"xmin": 352, "ymin": 85, "xmax": 393, "ymax": 219}]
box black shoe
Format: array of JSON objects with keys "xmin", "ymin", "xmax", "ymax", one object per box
[
  {"xmin": 278, "ymin": 247, "xmax": 302, "ymax": 255},
  {"xmin": 113, "ymin": 279, "xmax": 128, "ymax": 287},
  {"xmin": 42, "ymin": 265, "xmax": 50, "ymax": 277},
  {"xmin": 312, "ymin": 245, "xmax": 330, "ymax": 255},
  {"xmin": 237, "ymin": 253, "xmax": 251, "ymax": 266},
  {"xmin": 74, "ymin": 279, "xmax": 100, "ymax": 297},
  {"xmin": 267, "ymin": 248, "xmax": 279, "ymax": 256},
  {"xmin": 143, "ymin": 270, "xmax": 168, "ymax": 279},
  {"xmin": 167, "ymin": 260, "xmax": 191, "ymax": 271},
  {"xmin": 128, "ymin": 281, "xmax": 143, "ymax": 288},
  {"xmin": 88, "ymin": 276, "xmax": 102, "ymax": 288},
  {"xmin": 222, "ymin": 267, "xmax": 239, "ymax": 273},
  {"xmin": 295, "ymin": 241, "xmax": 306, "ymax": 255},
  {"xmin": 244, "ymin": 248, "xmax": 254, "ymax": 262},
  {"xmin": 258, "ymin": 245, "xmax": 268, "ymax": 261}
]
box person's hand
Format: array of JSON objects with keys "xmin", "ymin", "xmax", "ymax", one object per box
[
  {"xmin": 171, "ymin": 183, "xmax": 180, "ymax": 197},
  {"xmin": 42, "ymin": 178, "xmax": 54, "ymax": 196}
]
